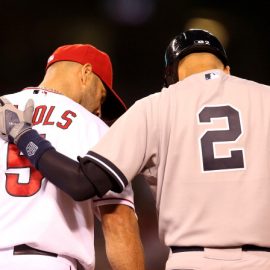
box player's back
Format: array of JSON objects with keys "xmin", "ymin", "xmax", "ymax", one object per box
[
  {"xmin": 0, "ymin": 87, "xmax": 107, "ymax": 268},
  {"xmin": 156, "ymin": 69, "xmax": 270, "ymax": 248}
]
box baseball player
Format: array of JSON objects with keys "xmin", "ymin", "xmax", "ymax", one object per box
[
  {"xmin": 0, "ymin": 44, "xmax": 145, "ymax": 270},
  {"xmin": 4, "ymin": 29, "xmax": 270, "ymax": 269}
]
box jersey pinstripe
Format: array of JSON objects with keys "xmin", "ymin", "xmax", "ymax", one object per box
[
  {"xmin": 87, "ymin": 69, "xmax": 270, "ymax": 248},
  {"xmin": 0, "ymin": 87, "xmax": 134, "ymax": 270}
]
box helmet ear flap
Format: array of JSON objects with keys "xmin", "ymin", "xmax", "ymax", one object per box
[{"xmin": 164, "ymin": 61, "xmax": 179, "ymax": 87}]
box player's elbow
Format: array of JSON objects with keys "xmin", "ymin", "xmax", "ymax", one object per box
[
  {"xmin": 63, "ymin": 180, "xmax": 98, "ymax": 201},
  {"xmin": 68, "ymin": 190, "xmax": 92, "ymax": 201}
]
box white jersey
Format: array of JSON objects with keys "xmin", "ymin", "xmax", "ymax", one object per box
[
  {"xmin": 0, "ymin": 87, "xmax": 134, "ymax": 270},
  {"xmin": 89, "ymin": 69, "xmax": 270, "ymax": 248}
]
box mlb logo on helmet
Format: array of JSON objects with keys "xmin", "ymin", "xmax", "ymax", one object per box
[{"xmin": 194, "ymin": 40, "xmax": 210, "ymax": 45}]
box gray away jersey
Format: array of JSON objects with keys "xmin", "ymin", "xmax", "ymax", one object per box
[{"xmin": 87, "ymin": 69, "xmax": 270, "ymax": 248}]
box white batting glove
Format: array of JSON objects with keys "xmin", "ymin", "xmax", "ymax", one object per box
[{"xmin": 0, "ymin": 97, "xmax": 34, "ymax": 143}]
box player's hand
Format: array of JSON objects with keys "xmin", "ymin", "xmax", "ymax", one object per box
[{"xmin": 0, "ymin": 97, "xmax": 34, "ymax": 143}]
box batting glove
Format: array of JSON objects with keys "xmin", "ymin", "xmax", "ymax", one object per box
[{"xmin": 0, "ymin": 97, "xmax": 34, "ymax": 143}]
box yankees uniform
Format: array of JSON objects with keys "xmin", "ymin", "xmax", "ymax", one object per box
[
  {"xmin": 85, "ymin": 69, "xmax": 270, "ymax": 269},
  {"xmin": 0, "ymin": 88, "xmax": 134, "ymax": 270}
]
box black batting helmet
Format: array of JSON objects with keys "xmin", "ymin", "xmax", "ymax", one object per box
[{"xmin": 164, "ymin": 29, "xmax": 228, "ymax": 87}]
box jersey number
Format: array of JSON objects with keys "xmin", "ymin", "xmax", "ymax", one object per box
[
  {"xmin": 198, "ymin": 105, "xmax": 244, "ymax": 171},
  {"xmin": 5, "ymin": 143, "xmax": 44, "ymax": 197}
]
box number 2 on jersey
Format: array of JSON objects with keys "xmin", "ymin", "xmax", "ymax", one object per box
[
  {"xmin": 5, "ymin": 143, "xmax": 44, "ymax": 197},
  {"xmin": 198, "ymin": 105, "xmax": 245, "ymax": 171}
]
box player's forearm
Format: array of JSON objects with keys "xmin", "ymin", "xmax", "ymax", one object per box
[
  {"xmin": 38, "ymin": 149, "xmax": 98, "ymax": 200},
  {"xmin": 100, "ymin": 205, "xmax": 146, "ymax": 270},
  {"xmin": 16, "ymin": 129, "xmax": 114, "ymax": 200},
  {"xmin": 106, "ymin": 238, "xmax": 145, "ymax": 270}
]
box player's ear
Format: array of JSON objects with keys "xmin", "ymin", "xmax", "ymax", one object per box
[
  {"xmin": 81, "ymin": 63, "xmax": 93, "ymax": 85},
  {"xmin": 224, "ymin": 65, "xmax": 230, "ymax": 74}
]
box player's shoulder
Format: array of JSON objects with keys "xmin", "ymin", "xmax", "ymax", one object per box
[
  {"xmin": 75, "ymin": 102, "xmax": 108, "ymax": 128},
  {"xmin": 4, "ymin": 89, "xmax": 25, "ymax": 101},
  {"xmin": 4, "ymin": 87, "xmax": 65, "ymax": 104},
  {"xmin": 3, "ymin": 89, "xmax": 32, "ymax": 108},
  {"xmin": 228, "ymin": 74, "xmax": 270, "ymax": 92},
  {"xmin": 132, "ymin": 84, "xmax": 180, "ymax": 111},
  {"xmin": 132, "ymin": 91, "xmax": 162, "ymax": 111},
  {"xmin": 4, "ymin": 88, "xmax": 108, "ymax": 130}
]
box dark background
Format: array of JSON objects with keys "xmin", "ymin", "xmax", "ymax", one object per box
[{"xmin": 1, "ymin": 1, "xmax": 270, "ymax": 269}]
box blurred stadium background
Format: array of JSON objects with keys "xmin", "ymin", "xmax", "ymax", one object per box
[{"xmin": 1, "ymin": 0, "xmax": 269, "ymax": 269}]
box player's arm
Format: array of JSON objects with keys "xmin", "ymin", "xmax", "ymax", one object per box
[
  {"xmin": 0, "ymin": 98, "xmax": 125, "ymax": 200},
  {"xmin": 99, "ymin": 204, "xmax": 146, "ymax": 270},
  {"xmin": 37, "ymin": 148, "xmax": 120, "ymax": 200}
]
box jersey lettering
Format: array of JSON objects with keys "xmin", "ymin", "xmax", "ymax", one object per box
[
  {"xmin": 43, "ymin": 106, "xmax": 55, "ymax": 125},
  {"xmin": 57, "ymin": 110, "xmax": 77, "ymax": 129},
  {"xmin": 198, "ymin": 105, "xmax": 245, "ymax": 171},
  {"xmin": 32, "ymin": 105, "xmax": 77, "ymax": 130}
]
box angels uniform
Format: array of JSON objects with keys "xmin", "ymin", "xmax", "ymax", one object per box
[
  {"xmin": 87, "ymin": 70, "xmax": 270, "ymax": 269},
  {"xmin": 0, "ymin": 88, "xmax": 134, "ymax": 270}
]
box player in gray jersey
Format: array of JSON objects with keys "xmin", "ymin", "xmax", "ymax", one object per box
[{"xmin": 2, "ymin": 29, "xmax": 270, "ymax": 269}]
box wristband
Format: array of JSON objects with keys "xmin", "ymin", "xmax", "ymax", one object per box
[{"xmin": 16, "ymin": 129, "xmax": 55, "ymax": 168}]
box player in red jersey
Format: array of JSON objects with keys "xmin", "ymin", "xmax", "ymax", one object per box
[{"xmin": 0, "ymin": 44, "xmax": 144, "ymax": 270}]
